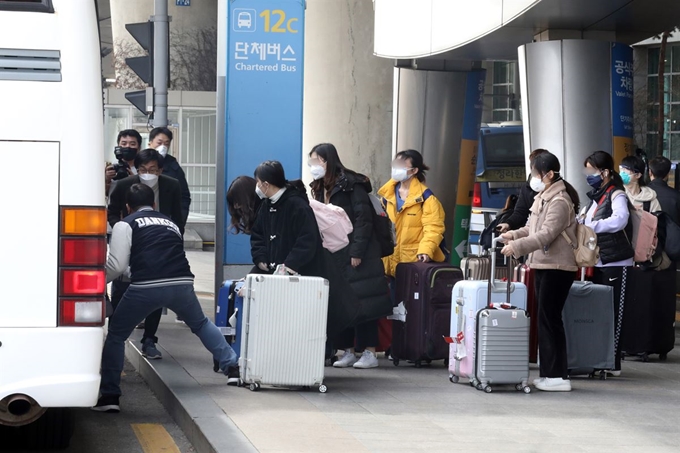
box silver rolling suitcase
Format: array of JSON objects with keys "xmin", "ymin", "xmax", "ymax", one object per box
[{"xmin": 472, "ymin": 238, "xmax": 531, "ymax": 394}]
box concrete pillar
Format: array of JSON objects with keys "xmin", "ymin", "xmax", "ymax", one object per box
[
  {"xmin": 518, "ymin": 40, "xmax": 634, "ymax": 201},
  {"xmin": 302, "ymin": 0, "xmax": 394, "ymax": 189}
]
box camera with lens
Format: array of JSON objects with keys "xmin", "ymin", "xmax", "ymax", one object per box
[{"xmin": 112, "ymin": 146, "xmax": 137, "ymax": 181}]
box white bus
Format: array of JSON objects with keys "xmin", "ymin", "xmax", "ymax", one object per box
[{"xmin": 0, "ymin": 0, "xmax": 106, "ymax": 448}]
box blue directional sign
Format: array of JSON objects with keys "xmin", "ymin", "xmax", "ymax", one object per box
[{"xmin": 223, "ymin": 0, "xmax": 305, "ymax": 264}]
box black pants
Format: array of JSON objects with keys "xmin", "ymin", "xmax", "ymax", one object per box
[
  {"xmin": 335, "ymin": 319, "xmax": 379, "ymax": 350},
  {"xmin": 592, "ymin": 266, "xmax": 628, "ymax": 371},
  {"xmin": 111, "ymin": 278, "xmax": 162, "ymax": 344},
  {"xmin": 535, "ymin": 269, "xmax": 573, "ymax": 379}
]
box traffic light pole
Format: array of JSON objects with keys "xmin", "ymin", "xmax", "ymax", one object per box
[{"xmin": 152, "ymin": 0, "xmax": 169, "ymax": 127}]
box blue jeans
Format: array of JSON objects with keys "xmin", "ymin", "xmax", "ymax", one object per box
[{"xmin": 100, "ymin": 283, "xmax": 238, "ymax": 397}]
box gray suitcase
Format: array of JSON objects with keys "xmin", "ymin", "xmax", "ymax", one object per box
[
  {"xmin": 470, "ymin": 236, "xmax": 531, "ymax": 394},
  {"xmin": 474, "ymin": 308, "xmax": 531, "ymax": 393},
  {"xmin": 562, "ymin": 281, "xmax": 615, "ymax": 378}
]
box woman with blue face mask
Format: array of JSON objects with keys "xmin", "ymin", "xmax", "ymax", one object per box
[
  {"xmin": 620, "ymin": 155, "xmax": 661, "ymax": 213},
  {"xmin": 581, "ymin": 151, "xmax": 635, "ymax": 377}
]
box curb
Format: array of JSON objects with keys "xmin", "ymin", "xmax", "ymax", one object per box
[{"xmin": 124, "ymin": 340, "xmax": 257, "ymax": 453}]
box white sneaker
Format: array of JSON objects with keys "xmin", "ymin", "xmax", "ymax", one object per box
[
  {"xmin": 535, "ymin": 377, "xmax": 572, "ymax": 392},
  {"xmin": 333, "ymin": 350, "xmax": 357, "ymax": 368},
  {"xmin": 353, "ymin": 350, "xmax": 379, "ymax": 369},
  {"xmin": 533, "ymin": 377, "xmax": 545, "ymax": 386}
]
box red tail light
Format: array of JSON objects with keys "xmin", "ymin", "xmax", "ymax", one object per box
[
  {"xmin": 473, "ymin": 183, "xmax": 482, "ymax": 207},
  {"xmin": 60, "ymin": 238, "xmax": 107, "ymax": 266},
  {"xmin": 58, "ymin": 206, "xmax": 107, "ymax": 326},
  {"xmin": 59, "ymin": 299, "xmax": 105, "ymax": 327},
  {"xmin": 60, "ymin": 269, "xmax": 106, "ymax": 296}
]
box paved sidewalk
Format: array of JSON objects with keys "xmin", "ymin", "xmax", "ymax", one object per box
[{"xmin": 126, "ymin": 252, "xmax": 680, "ymax": 453}]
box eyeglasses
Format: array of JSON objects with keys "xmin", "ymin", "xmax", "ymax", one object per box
[{"xmin": 137, "ymin": 167, "xmax": 159, "ymax": 175}]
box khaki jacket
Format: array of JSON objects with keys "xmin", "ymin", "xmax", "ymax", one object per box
[{"xmin": 509, "ymin": 180, "xmax": 578, "ymax": 272}]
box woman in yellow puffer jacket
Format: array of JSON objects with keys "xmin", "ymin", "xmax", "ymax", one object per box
[{"xmin": 378, "ymin": 150, "xmax": 446, "ymax": 277}]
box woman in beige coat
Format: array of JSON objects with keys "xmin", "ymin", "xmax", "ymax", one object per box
[{"xmin": 500, "ymin": 151, "xmax": 580, "ymax": 392}]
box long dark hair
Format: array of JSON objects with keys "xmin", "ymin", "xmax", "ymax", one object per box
[
  {"xmin": 308, "ymin": 143, "xmax": 357, "ymax": 197},
  {"xmin": 532, "ymin": 152, "xmax": 580, "ymax": 211},
  {"xmin": 584, "ymin": 151, "xmax": 624, "ymax": 190},
  {"xmin": 227, "ymin": 176, "xmax": 261, "ymax": 234},
  {"xmin": 254, "ymin": 160, "xmax": 287, "ymax": 188},
  {"xmin": 395, "ymin": 149, "xmax": 428, "ymax": 182}
]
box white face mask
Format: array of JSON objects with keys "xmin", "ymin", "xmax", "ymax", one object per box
[
  {"xmin": 139, "ymin": 173, "xmax": 159, "ymax": 187},
  {"xmin": 156, "ymin": 145, "xmax": 168, "ymax": 157},
  {"xmin": 391, "ymin": 167, "xmax": 410, "ymax": 182},
  {"xmin": 255, "ymin": 185, "xmax": 266, "ymax": 199},
  {"xmin": 529, "ymin": 176, "xmax": 545, "ymax": 192},
  {"xmin": 310, "ymin": 165, "xmax": 326, "ymax": 181}
]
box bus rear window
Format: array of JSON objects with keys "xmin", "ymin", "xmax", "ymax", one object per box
[
  {"xmin": 0, "ymin": 0, "xmax": 53, "ymax": 13},
  {"xmin": 482, "ymin": 133, "xmax": 525, "ymax": 167}
]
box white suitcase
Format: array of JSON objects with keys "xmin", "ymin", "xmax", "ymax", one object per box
[
  {"xmin": 448, "ymin": 239, "xmax": 528, "ymax": 385},
  {"xmin": 239, "ymin": 274, "xmax": 330, "ymax": 392}
]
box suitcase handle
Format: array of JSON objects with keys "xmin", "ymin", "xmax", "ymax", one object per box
[{"xmin": 487, "ymin": 236, "xmax": 514, "ymax": 306}]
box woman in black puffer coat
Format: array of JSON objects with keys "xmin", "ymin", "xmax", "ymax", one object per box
[{"xmin": 309, "ymin": 143, "xmax": 391, "ymax": 370}]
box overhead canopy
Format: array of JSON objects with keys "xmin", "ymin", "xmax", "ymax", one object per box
[{"xmin": 374, "ymin": 0, "xmax": 680, "ymax": 60}]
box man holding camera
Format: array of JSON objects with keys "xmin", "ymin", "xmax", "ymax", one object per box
[
  {"xmin": 108, "ymin": 148, "xmax": 184, "ymax": 360},
  {"xmin": 106, "ymin": 129, "xmax": 142, "ymax": 194}
]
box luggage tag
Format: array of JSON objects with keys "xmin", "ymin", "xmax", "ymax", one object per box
[{"xmin": 387, "ymin": 302, "xmax": 407, "ymax": 322}]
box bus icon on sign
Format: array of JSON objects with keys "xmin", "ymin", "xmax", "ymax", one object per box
[
  {"xmin": 238, "ymin": 12, "xmax": 251, "ymax": 28},
  {"xmin": 233, "ymin": 8, "xmax": 256, "ymax": 32}
]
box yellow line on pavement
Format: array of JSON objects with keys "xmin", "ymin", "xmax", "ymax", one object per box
[{"xmin": 131, "ymin": 424, "xmax": 181, "ymax": 453}]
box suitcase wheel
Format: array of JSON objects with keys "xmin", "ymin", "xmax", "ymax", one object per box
[
  {"xmin": 475, "ymin": 383, "xmax": 484, "ymax": 391},
  {"xmin": 249, "ymin": 383, "xmax": 261, "ymax": 392},
  {"xmin": 660, "ymin": 352, "xmax": 668, "ymax": 361},
  {"xmin": 393, "ymin": 359, "xmax": 400, "ymax": 366},
  {"xmin": 641, "ymin": 353, "xmax": 650, "ymax": 363},
  {"xmin": 318, "ymin": 384, "xmax": 328, "ymax": 393},
  {"xmin": 414, "ymin": 360, "xmax": 422, "ymax": 368},
  {"xmin": 523, "ymin": 386, "xmax": 531, "ymax": 394},
  {"xmin": 449, "ymin": 375, "xmax": 459, "ymax": 384},
  {"xmin": 483, "ymin": 385, "xmax": 493, "ymax": 394}
]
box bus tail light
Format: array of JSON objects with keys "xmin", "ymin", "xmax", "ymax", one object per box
[
  {"xmin": 58, "ymin": 206, "xmax": 107, "ymax": 327},
  {"xmin": 473, "ymin": 183, "xmax": 482, "ymax": 207},
  {"xmin": 59, "ymin": 299, "xmax": 105, "ymax": 326},
  {"xmin": 60, "ymin": 238, "xmax": 106, "ymax": 266},
  {"xmin": 60, "ymin": 269, "xmax": 106, "ymax": 296}
]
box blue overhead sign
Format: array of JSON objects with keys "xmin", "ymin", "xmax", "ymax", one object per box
[
  {"xmin": 176, "ymin": 0, "xmax": 190, "ymax": 6},
  {"xmin": 223, "ymin": 0, "xmax": 305, "ymax": 264}
]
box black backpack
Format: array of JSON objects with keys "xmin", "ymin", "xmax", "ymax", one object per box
[{"xmin": 368, "ymin": 194, "xmax": 396, "ymax": 257}]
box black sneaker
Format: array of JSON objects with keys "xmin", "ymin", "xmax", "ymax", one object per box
[
  {"xmin": 226, "ymin": 366, "xmax": 240, "ymax": 386},
  {"xmin": 91, "ymin": 395, "xmax": 120, "ymax": 413},
  {"xmin": 142, "ymin": 338, "xmax": 162, "ymax": 360}
]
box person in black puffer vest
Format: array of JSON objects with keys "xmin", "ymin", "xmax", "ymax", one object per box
[
  {"xmin": 308, "ymin": 144, "xmax": 391, "ymax": 370},
  {"xmin": 581, "ymin": 151, "xmax": 634, "ymax": 376}
]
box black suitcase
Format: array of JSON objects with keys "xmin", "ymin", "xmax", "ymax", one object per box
[
  {"xmin": 391, "ymin": 262, "xmax": 463, "ymax": 367},
  {"xmin": 621, "ymin": 266, "xmax": 676, "ymax": 361}
]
